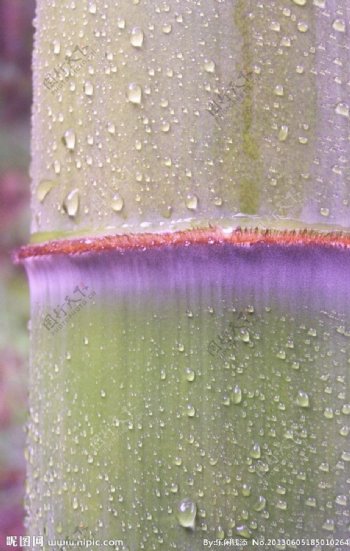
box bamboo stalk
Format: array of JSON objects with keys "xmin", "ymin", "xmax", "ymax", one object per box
[{"xmin": 20, "ymin": 1, "xmax": 350, "ymax": 549}]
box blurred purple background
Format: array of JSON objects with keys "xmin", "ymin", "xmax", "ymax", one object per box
[{"xmin": 0, "ymin": 0, "xmax": 35, "ymax": 548}]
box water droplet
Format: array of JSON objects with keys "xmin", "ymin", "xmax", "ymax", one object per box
[
  {"xmin": 107, "ymin": 122, "xmax": 116, "ymax": 135},
  {"xmin": 306, "ymin": 497, "xmax": 316, "ymax": 507},
  {"xmin": 276, "ymin": 499, "xmax": 287, "ymax": 510},
  {"xmin": 324, "ymin": 407, "xmax": 334, "ymax": 419},
  {"xmin": 62, "ymin": 129, "xmax": 76, "ymax": 151},
  {"xmin": 52, "ymin": 39, "xmax": 61, "ymax": 55},
  {"xmin": 185, "ymin": 194, "xmax": 198, "ymax": 211},
  {"xmin": 270, "ymin": 21, "xmax": 281, "ymax": 32},
  {"xmin": 84, "ymin": 81, "xmax": 94, "ymax": 96},
  {"xmin": 63, "ymin": 188, "xmax": 80, "ymax": 218},
  {"xmin": 236, "ymin": 525, "xmax": 251, "ymax": 538},
  {"xmin": 335, "ymin": 495, "xmax": 347, "ymax": 506},
  {"xmin": 88, "ymin": 2, "xmax": 97, "ymax": 14},
  {"xmin": 161, "ymin": 121, "xmax": 171, "ymax": 133},
  {"xmin": 297, "ymin": 21, "xmax": 308, "ymax": 32},
  {"xmin": 222, "ymin": 394, "xmax": 230, "ymax": 406},
  {"xmin": 232, "ymin": 385, "xmax": 242, "ymax": 405},
  {"xmin": 37, "ymin": 180, "xmax": 57, "ymax": 203},
  {"xmin": 342, "ymin": 404, "xmax": 350, "ymax": 415},
  {"xmin": 53, "ymin": 160, "xmax": 61, "ymax": 175},
  {"xmin": 130, "ymin": 27, "xmax": 144, "ymax": 48},
  {"xmin": 250, "ymin": 442, "xmax": 261, "ymax": 459},
  {"xmin": 292, "ymin": 0, "xmax": 307, "ymax": 5},
  {"xmin": 111, "ymin": 193, "xmax": 124, "ymax": 212},
  {"xmin": 117, "ymin": 17, "xmax": 126, "ymax": 30},
  {"xmin": 320, "ymin": 207, "xmax": 330, "ymax": 217},
  {"xmin": 185, "ymin": 368, "xmax": 195, "ymax": 382},
  {"xmin": 278, "ymin": 125, "xmax": 289, "ymax": 141},
  {"xmin": 274, "ymin": 84, "xmax": 284, "ymax": 96},
  {"xmin": 282, "ymin": 38, "xmax": 291, "ymax": 48},
  {"xmin": 322, "ymin": 519, "xmax": 335, "ymax": 532},
  {"xmin": 162, "ymin": 23, "xmax": 172, "ymax": 34},
  {"xmin": 253, "ymin": 496, "xmax": 267, "ymax": 511},
  {"xmin": 332, "ymin": 19, "xmax": 346, "ymax": 33},
  {"xmin": 341, "ymin": 451, "xmax": 350, "ymax": 461},
  {"xmin": 204, "ymin": 60, "xmax": 216, "ymax": 73},
  {"xmin": 296, "ymin": 390, "xmax": 310, "ymax": 408},
  {"xmin": 186, "ymin": 404, "xmax": 196, "ymax": 418},
  {"xmin": 177, "ymin": 498, "xmax": 197, "ymax": 529},
  {"xmin": 72, "ymin": 497, "xmax": 79, "ymax": 510},
  {"xmin": 335, "ymin": 103, "xmax": 349, "ymax": 118},
  {"xmin": 127, "ymin": 83, "xmax": 142, "ymax": 104},
  {"xmin": 100, "ymin": 389, "xmax": 106, "ymax": 398}
]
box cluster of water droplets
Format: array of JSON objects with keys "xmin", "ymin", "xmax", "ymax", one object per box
[
  {"xmin": 31, "ymin": 0, "xmax": 350, "ymax": 236},
  {"xmin": 26, "ymin": 284, "xmax": 350, "ymax": 548}
]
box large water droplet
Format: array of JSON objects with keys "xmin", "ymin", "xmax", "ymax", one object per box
[
  {"xmin": 250, "ymin": 442, "xmax": 261, "ymax": 459},
  {"xmin": 130, "ymin": 27, "xmax": 144, "ymax": 48},
  {"xmin": 332, "ymin": 19, "xmax": 346, "ymax": 33},
  {"xmin": 232, "ymin": 385, "xmax": 242, "ymax": 405},
  {"xmin": 185, "ymin": 194, "xmax": 198, "ymax": 211},
  {"xmin": 53, "ymin": 160, "xmax": 61, "ymax": 175},
  {"xmin": 322, "ymin": 519, "xmax": 335, "ymax": 532},
  {"xmin": 107, "ymin": 122, "xmax": 116, "ymax": 135},
  {"xmin": 236, "ymin": 525, "xmax": 251, "ymax": 538},
  {"xmin": 63, "ymin": 188, "xmax": 80, "ymax": 218},
  {"xmin": 274, "ymin": 84, "xmax": 284, "ymax": 97},
  {"xmin": 117, "ymin": 17, "xmax": 126, "ymax": 30},
  {"xmin": 185, "ymin": 368, "xmax": 195, "ymax": 382},
  {"xmin": 162, "ymin": 23, "xmax": 172, "ymax": 34},
  {"xmin": 253, "ymin": 496, "xmax": 267, "ymax": 511},
  {"xmin": 88, "ymin": 2, "xmax": 97, "ymax": 14},
  {"xmin": 177, "ymin": 498, "xmax": 197, "ymax": 529},
  {"xmin": 186, "ymin": 404, "xmax": 196, "ymax": 418},
  {"xmin": 161, "ymin": 121, "xmax": 171, "ymax": 133},
  {"xmin": 62, "ymin": 129, "xmax": 76, "ymax": 151},
  {"xmin": 37, "ymin": 180, "xmax": 57, "ymax": 203},
  {"xmin": 278, "ymin": 125, "xmax": 289, "ymax": 142},
  {"xmin": 297, "ymin": 21, "xmax": 308, "ymax": 32},
  {"xmin": 335, "ymin": 103, "xmax": 349, "ymax": 118},
  {"xmin": 320, "ymin": 207, "xmax": 330, "ymax": 217},
  {"xmin": 111, "ymin": 193, "xmax": 124, "ymax": 212},
  {"xmin": 52, "ymin": 39, "xmax": 61, "ymax": 55},
  {"xmin": 127, "ymin": 83, "xmax": 142, "ymax": 104},
  {"xmin": 296, "ymin": 390, "xmax": 310, "ymax": 408},
  {"xmin": 84, "ymin": 81, "xmax": 94, "ymax": 96},
  {"xmin": 204, "ymin": 60, "xmax": 216, "ymax": 73}
]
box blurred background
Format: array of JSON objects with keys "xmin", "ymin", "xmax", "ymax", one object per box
[{"xmin": 0, "ymin": 0, "xmax": 35, "ymax": 548}]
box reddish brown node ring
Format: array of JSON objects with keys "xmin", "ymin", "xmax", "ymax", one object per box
[{"xmin": 14, "ymin": 227, "xmax": 350, "ymax": 263}]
